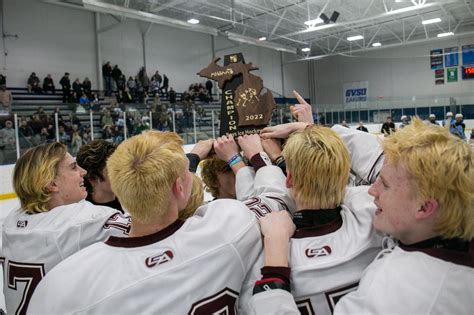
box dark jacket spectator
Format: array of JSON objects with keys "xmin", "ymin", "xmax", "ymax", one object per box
[
  {"xmin": 27, "ymin": 72, "xmax": 41, "ymax": 94},
  {"xmin": 59, "ymin": 73, "xmax": 71, "ymax": 103},
  {"xmin": 102, "ymin": 62, "xmax": 113, "ymax": 96},
  {"xmin": 381, "ymin": 117, "xmax": 395, "ymax": 135},
  {"xmin": 72, "ymin": 79, "xmax": 83, "ymax": 101},
  {"xmin": 82, "ymin": 77, "xmax": 92, "ymax": 96},
  {"xmin": 42, "ymin": 74, "xmax": 55, "ymax": 94},
  {"xmin": 112, "ymin": 65, "xmax": 122, "ymax": 91}
]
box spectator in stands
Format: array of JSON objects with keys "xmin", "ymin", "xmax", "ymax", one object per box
[
  {"xmin": 71, "ymin": 127, "xmax": 82, "ymax": 155},
  {"xmin": 79, "ymin": 92, "xmax": 90, "ymax": 108},
  {"xmin": 111, "ymin": 65, "xmax": 122, "ymax": 92},
  {"xmin": 0, "ymin": 84, "xmax": 13, "ymax": 112},
  {"xmin": 341, "ymin": 120, "xmax": 350, "ymax": 128},
  {"xmin": 82, "ymin": 77, "xmax": 92, "ymax": 97},
  {"xmin": 400, "ymin": 115, "xmax": 409, "ymax": 128},
  {"xmin": 18, "ymin": 119, "xmax": 34, "ymax": 151},
  {"xmin": 72, "ymin": 78, "xmax": 83, "ymax": 101},
  {"xmin": 126, "ymin": 76, "xmax": 136, "ymax": 99},
  {"xmin": 201, "ymin": 157, "xmax": 236, "ymax": 199},
  {"xmin": 135, "ymin": 78, "xmax": 146, "ymax": 104},
  {"xmin": 102, "ymin": 61, "xmax": 113, "ymax": 96},
  {"xmin": 138, "ymin": 67, "xmax": 150, "ymax": 94},
  {"xmin": 428, "ymin": 114, "xmax": 438, "ymax": 125},
  {"xmin": 160, "ymin": 74, "xmax": 169, "ymax": 98},
  {"xmin": 169, "ymin": 87, "xmax": 177, "ymax": 110},
  {"xmin": 450, "ymin": 113, "xmax": 466, "ymax": 140},
  {"xmin": 116, "ymin": 74, "xmax": 126, "ymax": 92},
  {"xmin": 381, "ymin": 116, "xmax": 395, "ymax": 135},
  {"xmin": 149, "ymin": 78, "xmax": 160, "ymax": 97},
  {"xmin": 0, "ymin": 72, "xmax": 6, "ymax": 86},
  {"xmin": 443, "ymin": 112, "xmax": 454, "ymax": 127},
  {"xmin": 356, "ymin": 121, "xmax": 368, "ymax": 132},
  {"xmin": 123, "ymin": 88, "xmax": 133, "ymax": 104},
  {"xmin": 205, "ymin": 79, "xmax": 213, "ymax": 102},
  {"xmin": 77, "ymin": 140, "xmax": 123, "ymax": 212},
  {"xmin": 59, "ymin": 72, "xmax": 71, "ymax": 103},
  {"xmin": 27, "ymin": 72, "xmax": 42, "ymax": 94},
  {"xmin": 0, "ymin": 120, "xmax": 17, "ymax": 164},
  {"xmin": 151, "ymin": 70, "xmax": 162, "ymax": 88},
  {"xmin": 101, "ymin": 110, "xmax": 114, "ymax": 127},
  {"xmin": 42, "ymin": 74, "xmax": 55, "ymax": 94},
  {"xmin": 58, "ymin": 125, "xmax": 70, "ymax": 145}
]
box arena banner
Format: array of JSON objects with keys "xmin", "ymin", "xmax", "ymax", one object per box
[{"xmin": 343, "ymin": 81, "xmax": 368, "ymax": 108}]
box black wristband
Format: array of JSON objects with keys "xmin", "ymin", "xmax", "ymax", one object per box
[
  {"xmin": 252, "ymin": 279, "xmax": 291, "ymax": 295},
  {"xmin": 186, "ymin": 153, "xmax": 200, "ymax": 173}
]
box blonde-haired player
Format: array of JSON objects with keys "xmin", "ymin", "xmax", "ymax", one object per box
[
  {"xmin": 29, "ymin": 130, "xmax": 290, "ymax": 313},
  {"xmin": 250, "ymin": 118, "xmax": 474, "ymax": 314},
  {"xmin": 235, "ymin": 126, "xmax": 382, "ymax": 314},
  {"xmin": 2, "ymin": 142, "xmax": 130, "ymax": 315}
]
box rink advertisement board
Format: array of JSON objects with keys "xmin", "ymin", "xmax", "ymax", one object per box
[{"xmin": 343, "ymin": 81, "xmax": 368, "ymax": 108}]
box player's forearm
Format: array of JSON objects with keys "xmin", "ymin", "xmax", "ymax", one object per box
[{"xmin": 263, "ymin": 234, "xmax": 290, "ymax": 267}]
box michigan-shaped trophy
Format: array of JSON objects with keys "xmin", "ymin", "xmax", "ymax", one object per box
[{"xmin": 197, "ymin": 53, "xmax": 275, "ymax": 136}]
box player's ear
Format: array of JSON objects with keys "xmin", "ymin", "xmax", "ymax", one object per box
[
  {"xmin": 47, "ymin": 180, "xmax": 60, "ymax": 193},
  {"xmin": 172, "ymin": 177, "xmax": 184, "ymax": 198},
  {"xmin": 415, "ymin": 198, "xmax": 439, "ymax": 220},
  {"xmin": 285, "ymin": 171, "xmax": 293, "ymax": 189}
]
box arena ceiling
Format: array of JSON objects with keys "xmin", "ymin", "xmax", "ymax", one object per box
[{"xmin": 45, "ymin": 0, "xmax": 474, "ymax": 59}]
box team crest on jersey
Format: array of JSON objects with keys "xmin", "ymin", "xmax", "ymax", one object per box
[
  {"xmin": 145, "ymin": 250, "xmax": 173, "ymax": 268},
  {"xmin": 16, "ymin": 220, "xmax": 28, "ymax": 228},
  {"xmin": 305, "ymin": 245, "xmax": 331, "ymax": 258}
]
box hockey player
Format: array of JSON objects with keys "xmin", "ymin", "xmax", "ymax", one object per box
[
  {"xmin": 235, "ymin": 125, "xmax": 383, "ymax": 314},
  {"xmin": 29, "ymin": 130, "xmax": 291, "ymax": 313},
  {"xmin": 76, "ymin": 140, "xmax": 123, "ymax": 212},
  {"xmin": 249, "ymin": 118, "xmax": 474, "ymax": 314},
  {"xmin": 1, "ymin": 142, "xmax": 130, "ymax": 315}
]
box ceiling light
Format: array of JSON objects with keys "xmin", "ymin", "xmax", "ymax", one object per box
[
  {"xmin": 347, "ymin": 35, "xmax": 364, "ymax": 41},
  {"xmin": 372, "ymin": 42, "xmax": 382, "ymax": 47},
  {"xmin": 258, "ymin": 37, "xmax": 267, "ymax": 41},
  {"xmin": 301, "ymin": 47, "xmax": 311, "ymax": 52},
  {"xmin": 304, "ymin": 18, "xmax": 323, "ymax": 27},
  {"xmin": 387, "ymin": 3, "xmax": 433, "ymax": 15},
  {"xmin": 437, "ymin": 32, "xmax": 454, "ymax": 37},
  {"xmin": 187, "ymin": 18, "xmax": 199, "ymax": 24},
  {"xmin": 422, "ymin": 18, "xmax": 441, "ymax": 25},
  {"xmin": 304, "ymin": 24, "xmax": 335, "ymax": 33}
]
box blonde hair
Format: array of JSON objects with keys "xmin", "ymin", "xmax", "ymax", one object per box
[
  {"xmin": 383, "ymin": 117, "xmax": 474, "ymax": 240},
  {"xmin": 107, "ymin": 130, "xmax": 186, "ymax": 223},
  {"xmin": 283, "ymin": 125, "xmax": 350, "ymax": 209},
  {"xmin": 13, "ymin": 142, "xmax": 67, "ymax": 214},
  {"xmin": 179, "ymin": 174, "xmax": 204, "ymax": 220},
  {"xmin": 200, "ymin": 157, "xmax": 230, "ymax": 198}
]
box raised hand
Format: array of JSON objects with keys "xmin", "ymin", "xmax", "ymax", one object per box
[
  {"xmin": 213, "ymin": 134, "xmax": 239, "ymax": 162},
  {"xmin": 237, "ymin": 134, "xmax": 263, "ymax": 160},
  {"xmin": 290, "ymin": 90, "xmax": 314, "ymax": 124}
]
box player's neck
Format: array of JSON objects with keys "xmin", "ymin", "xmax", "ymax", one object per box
[
  {"xmin": 129, "ymin": 208, "xmax": 179, "ymax": 238},
  {"xmin": 296, "ymin": 200, "xmax": 337, "ymax": 211},
  {"xmin": 91, "ymin": 189, "xmax": 116, "ymax": 204}
]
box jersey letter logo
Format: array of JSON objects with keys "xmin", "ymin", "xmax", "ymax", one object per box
[
  {"xmin": 305, "ymin": 246, "xmax": 332, "ymax": 258},
  {"xmin": 145, "ymin": 250, "xmax": 174, "ymax": 268}
]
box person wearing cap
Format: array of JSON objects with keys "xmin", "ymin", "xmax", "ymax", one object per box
[
  {"xmin": 443, "ymin": 112, "xmax": 453, "ymax": 127},
  {"xmin": 450, "ymin": 114, "xmax": 466, "ymax": 140},
  {"xmin": 428, "ymin": 113, "xmax": 438, "ymax": 125},
  {"xmin": 399, "ymin": 115, "xmax": 409, "ymax": 129}
]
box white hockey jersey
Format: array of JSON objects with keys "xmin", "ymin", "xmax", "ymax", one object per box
[
  {"xmin": 248, "ymin": 244, "xmax": 474, "ymax": 315},
  {"xmin": 331, "ymin": 125, "xmax": 384, "ymax": 186},
  {"xmin": 1, "ymin": 200, "xmax": 130, "ymax": 315},
  {"xmin": 240, "ymin": 186, "xmax": 382, "ymax": 315},
  {"xmin": 28, "ymin": 163, "xmax": 293, "ymax": 314},
  {"xmin": 29, "ymin": 199, "xmax": 262, "ymax": 314},
  {"xmin": 335, "ymin": 244, "xmax": 474, "ymax": 314}
]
